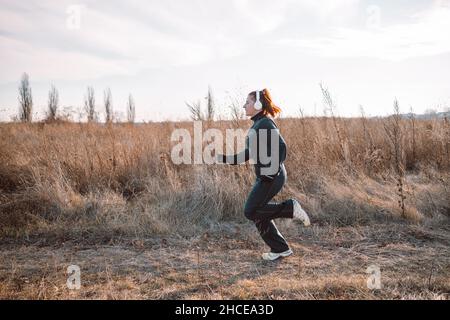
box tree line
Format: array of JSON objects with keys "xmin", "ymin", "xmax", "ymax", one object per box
[
  {"xmin": 17, "ymin": 73, "xmax": 136, "ymax": 123},
  {"xmin": 16, "ymin": 73, "xmax": 246, "ymax": 124}
]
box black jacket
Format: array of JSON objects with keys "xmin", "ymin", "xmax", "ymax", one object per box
[{"xmin": 222, "ymin": 111, "xmax": 287, "ymax": 180}]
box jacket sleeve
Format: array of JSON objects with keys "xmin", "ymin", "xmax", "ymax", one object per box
[
  {"xmin": 258, "ymin": 118, "xmax": 287, "ymax": 165},
  {"xmin": 222, "ymin": 134, "xmax": 250, "ymax": 165}
]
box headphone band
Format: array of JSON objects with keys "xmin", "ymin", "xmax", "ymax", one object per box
[{"xmin": 254, "ymin": 90, "xmax": 262, "ymax": 110}]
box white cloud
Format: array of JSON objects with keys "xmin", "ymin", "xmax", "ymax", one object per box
[
  {"xmin": 0, "ymin": 0, "xmax": 370, "ymax": 82},
  {"xmin": 275, "ymin": 3, "xmax": 450, "ymax": 61},
  {"xmin": 295, "ymin": 0, "xmax": 360, "ymax": 21},
  {"xmin": 232, "ymin": 0, "xmax": 290, "ymax": 34},
  {"xmin": 0, "ymin": 0, "xmax": 298, "ymax": 82}
]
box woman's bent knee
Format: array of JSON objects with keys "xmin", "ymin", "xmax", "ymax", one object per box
[{"xmin": 244, "ymin": 208, "xmax": 257, "ymax": 221}]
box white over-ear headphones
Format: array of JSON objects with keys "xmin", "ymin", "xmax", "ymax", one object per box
[{"xmin": 254, "ymin": 90, "xmax": 262, "ymax": 110}]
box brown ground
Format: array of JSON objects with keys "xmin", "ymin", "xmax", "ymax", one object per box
[{"xmin": 1, "ymin": 220, "xmax": 448, "ymax": 299}]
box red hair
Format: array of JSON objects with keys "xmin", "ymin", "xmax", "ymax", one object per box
[{"xmin": 249, "ymin": 88, "xmax": 282, "ymax": 118}]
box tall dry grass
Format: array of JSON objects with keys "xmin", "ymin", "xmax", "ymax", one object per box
[{"xmin": 0, "ymin": 116, "xmax": 449, "ymax": 240}]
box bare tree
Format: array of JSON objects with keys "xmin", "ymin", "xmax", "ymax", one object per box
[
  {"xmin": 298, "ymin": 105, "xmax": 307, "ymax": 135},
  {"xmin": 383, "ymin": 99, "xmax": 406, "ymax": 218},
  {"xmin": 320, "ymin": 82, "xmax": 346, "ymax": 161},
  {"xmin": 186, "ymin": 100, "xmax": 203, "ymax": 121},
  {"xmin": 206, "ymin": 85, "xmax": 215, "ymax": 121},
  {"xmin": 104, "ymin": 87, "xmax": 113, "ymax": 123},
  {"xmin": 359, "ymin": 104, "xmax": 374, "ymax": 150},
  {"xmin": 185, "ymin": 86, "xmax": 216, "ymax": 121},
  {"xmin": 320, "ymin": 82, "xmax": 337, "ymax": 117},
  {"xmin": 408, "ymin": 106, "xmax": 417, "ymax": 169},
  {"xmin": 84, "ymin": 86, "xmax": 96, "ymax": 122},
  {"xmin": 18, "ymin": 73, "xmax": 33, "ymax": 122},
  {"xmin": 127, "ymin": 94, "xmax": 135, "ymax": 123},
  {"xmin": 47, "ymin": 84, "xmax": 59, "ymax": 121},
  {"xmin": 298, "ymin": 105, "xmax": 305, "ymax": 118},
  {"xmin": 229, "ymin": 103, "xmax": 244, "ymax": 121},
  {"xmin": 228, "ymin": 95, "xmax": 245, "ymax": 127}
]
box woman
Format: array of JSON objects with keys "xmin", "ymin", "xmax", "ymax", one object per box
[{"xmin": 217, "ymin": 88, "xmax": 311, "ymax": 261}]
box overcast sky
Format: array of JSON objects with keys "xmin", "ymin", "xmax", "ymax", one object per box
[{"xmin": 1, "ymin": 0, "xmax": 450, "ymax": 121}]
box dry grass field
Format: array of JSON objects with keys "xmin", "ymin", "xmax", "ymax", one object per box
[{"xmin": 0, "ymin": 115, "xmax": 449, "ymax": 299}]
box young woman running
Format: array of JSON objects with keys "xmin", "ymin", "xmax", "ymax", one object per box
[{"xmin": 218, "ymin": 88, "xmax": 311, "ymax": 261}]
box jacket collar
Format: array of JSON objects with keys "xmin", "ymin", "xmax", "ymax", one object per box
[{"xmin": 250, "ymin": 111, "xmax": 266, "ymax": 122}]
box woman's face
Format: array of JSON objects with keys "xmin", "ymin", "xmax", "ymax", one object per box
[{"xmin": 243, "ymin": 94, "xmax": 260, "ymax": 117}]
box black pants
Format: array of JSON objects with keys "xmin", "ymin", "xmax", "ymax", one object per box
[{"xmin": 244, "ymin": 164, "xmax": 294, "ymax": 253}]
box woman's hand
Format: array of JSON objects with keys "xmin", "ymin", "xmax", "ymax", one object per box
[{"xmin": 216, "ymin": 153, "xmax": 226, "ymax": 164}]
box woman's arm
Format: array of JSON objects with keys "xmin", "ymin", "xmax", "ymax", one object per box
[
  {"xmin": 222, "ymin": 149, "xmax": 249, "ymax": 165},
  {"xmin": 217, "ymin": 135, "xmax": 250, "ymax": 165},
  {"xmin": 217, "ymin": 118, "xmax": 287, "ymax": 165}
]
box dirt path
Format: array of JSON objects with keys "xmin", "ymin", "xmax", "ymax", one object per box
[{"xmin": 1, "ymin": 222, "xmax": 449, "ymax": 299}]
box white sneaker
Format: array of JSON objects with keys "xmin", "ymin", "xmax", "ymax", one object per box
[
  {"xmin": 261, "ymin": 249, "xmax": 293, "ymax": 261},
  {"xmin": 293, "ymin": 199, "xmax": 311, "ymax": 226}
]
